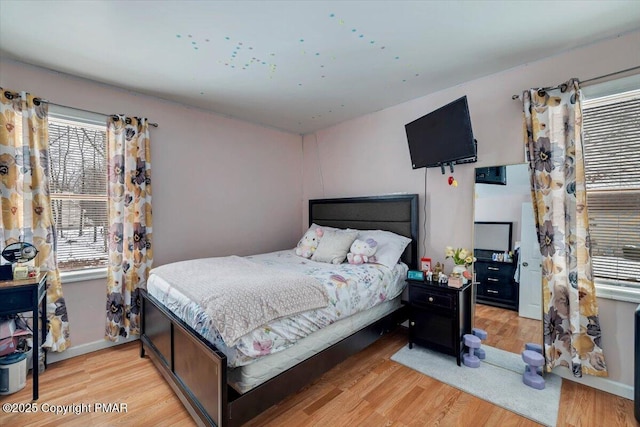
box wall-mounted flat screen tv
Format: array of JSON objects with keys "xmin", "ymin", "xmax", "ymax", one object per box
[{"xmin": 405, "ymin": 95, "xmax": 477, "ymax": 169}]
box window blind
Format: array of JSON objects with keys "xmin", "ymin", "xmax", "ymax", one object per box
[
  {"xmin": 582, "ymin": 89, "xmax": 640, "ymax": 286},
  {"xmin": 48, "ymin": 118, "xmax": 108, "ymax": 271}
]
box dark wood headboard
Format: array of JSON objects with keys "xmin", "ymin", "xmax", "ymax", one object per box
[{"xmin": 308, "ymin": 194, "xmax": 419, "ymax": 270}]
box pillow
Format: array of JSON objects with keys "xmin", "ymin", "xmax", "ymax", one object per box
[
  {"xmin": 355, "ymin": 230, "xmax": 411, "ymax": 269},
  {"xmin": 311, "ymin": 229, "xmax": 358, "ymax": 264}
]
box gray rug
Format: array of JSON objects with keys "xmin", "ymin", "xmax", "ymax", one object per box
[{"xmin": 391, "ymin": 344, "xmax": 561, "ymax": 426}]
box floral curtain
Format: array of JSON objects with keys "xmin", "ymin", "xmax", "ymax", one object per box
[
  {"xmin": 523, "ymin": 79, "xmax": 607, "ymax": 377},
  {"xmin": 105, "ymin": 115, "xmax": 153, "ymax": 341},
  {"xmin": 0, "ymin": 88, "xmax": 70, "ymax": 352}
]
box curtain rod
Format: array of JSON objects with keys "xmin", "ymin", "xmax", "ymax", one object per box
[
  {"xmin": 510, "ymin": 65, "xmax": 640, "ymax": 100},
  {"xmin": 41, "ymin": 100, "xmax": 158, "ymax": 127}
]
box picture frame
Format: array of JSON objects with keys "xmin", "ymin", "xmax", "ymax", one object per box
[{"xmin": 420, "ymin": 257, "xmax": 432, "ymax": 272}]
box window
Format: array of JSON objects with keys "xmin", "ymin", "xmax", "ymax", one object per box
[
  {"xmin": 48, "ymin": 108, "xmax": 108, "ymax": 272},
  {"xmin": 582, "ymin": 81, "xmax": 640, "ymax": 295}
]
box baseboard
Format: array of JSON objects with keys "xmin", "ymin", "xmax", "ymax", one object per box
[
  {"xmin": 552, "ymin": 366, "xmax": 633, "ymax": 400},
  {"xmin": 47, "ymin": 336, "xmax": 139, "ymax": 364}
]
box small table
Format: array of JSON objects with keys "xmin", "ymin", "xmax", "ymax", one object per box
[
  {"xmin": 0, "ymin": 273, "xmax": 47, "ymax": 400},
  {"xmin": 407, "ymin": 279, "xmax": 472, "ymax": 366}
]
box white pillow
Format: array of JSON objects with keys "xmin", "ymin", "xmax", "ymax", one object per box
[
  {"xmin": 311, "ymin": 229, "xmax": 358, "ymax": 264},
  {"xmin": 355, "ymin": 229, "xmax": 411, "ymax": 269}
]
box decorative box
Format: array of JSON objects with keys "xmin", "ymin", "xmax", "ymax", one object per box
[{"xmin": 448, "ymin": 275, "xmax": 463, "ymax": 288}]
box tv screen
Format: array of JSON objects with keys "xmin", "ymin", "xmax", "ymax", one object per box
[
  {"xmin": 474, "ymin": 222, "xmax": 513, "ymax": 252},
  {"xmin": 405, "ymin": 96, "xmax": 477, "ymax": 169}
]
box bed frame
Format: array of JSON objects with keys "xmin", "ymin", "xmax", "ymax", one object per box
[{"xmin": 140, "ymin": 194, "xmax": 419, "ymax": 426}]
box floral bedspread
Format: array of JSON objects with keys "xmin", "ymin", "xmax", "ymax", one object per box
[{"xmin": 147, "ymin": 250, "xmax": 407, "ymax": 367}]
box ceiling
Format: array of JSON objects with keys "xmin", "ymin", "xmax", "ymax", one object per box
[{"xmin": 2, "ymin": 1, "xmax": 640, "ymax": 134}]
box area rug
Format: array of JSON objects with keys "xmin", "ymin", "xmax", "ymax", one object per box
[{"xmin": 391, "ymin": 345, "xmax": 561, "ymax": 426}]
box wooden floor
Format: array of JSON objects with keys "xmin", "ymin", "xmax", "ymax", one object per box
[
  {"xmin": 0, "ymin": 330, "xmax": 635, "ymax": 426},
  {"xmin": 474, "ymin": 303, "xmax": 543, "ymax": 354}
]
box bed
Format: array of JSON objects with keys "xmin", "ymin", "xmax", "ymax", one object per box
[{"xmin": 140, "ymin": 194, "xmax": 419, "ymax": 426}]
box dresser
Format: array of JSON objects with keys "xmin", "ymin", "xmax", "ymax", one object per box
[
  {"xmin": 407, "ymin": 279, "xmax": 472, "ymax": 366},
  {"xmin": 474, "ymin": 258, "xmax": 518, "ymax": 311}
]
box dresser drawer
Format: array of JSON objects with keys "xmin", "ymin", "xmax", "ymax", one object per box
[
  {"xmin": 481, "ymin": 283, "xmax": 515, "ymax": 300},
  {"xmin": 476, "ymin": 261, "xmax": 514, "ymax": 281},
  {"xmin": 409, "ymin": 285, "xmax": 453, "ymax": 310}
]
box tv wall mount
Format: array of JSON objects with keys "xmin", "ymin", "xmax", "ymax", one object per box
[{"xmin": 438, "ymin": 139, "xmax": 478, "ymax": 175}]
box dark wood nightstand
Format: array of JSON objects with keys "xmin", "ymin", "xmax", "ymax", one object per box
[{"xmin": 407, "ymin": 279, "xmax": 472, "ymax": 366}]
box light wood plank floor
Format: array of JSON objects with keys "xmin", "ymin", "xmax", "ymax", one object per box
[
  {"xmin": 474, "ymin": 303, "xmax": 543, "ymax": 354},
  {"xmin": 1, "ymin": 330, "xmax": 635, "ymax": 426}
]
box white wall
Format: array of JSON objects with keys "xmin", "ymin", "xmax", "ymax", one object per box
[
  {"xmin": 475, "ymin": 163, "xmax": 530, "ymax": 248},
  {"xmin": 0, "ymin": 59, "xmax": 302, "ymax": 352},
  {"xmin": 302, "ymin": 31, "xmax": 640, "ymax": 392}
]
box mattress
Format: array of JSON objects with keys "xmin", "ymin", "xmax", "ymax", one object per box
[
  {"xmin": 147, "ymin": 249, "xmax": 407, "ymax": 368},
  {"xmin": 228, "ymin": 296, "xmax": 401, "ymax": 393}
]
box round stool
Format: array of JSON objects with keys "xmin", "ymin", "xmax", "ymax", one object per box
[
  {"xmin": 472, "ymin": 328, "xmax": 487, "ymax": 359},
  {"xmin": 522, "ymin": 350, "xmax": 545, "ymax": 390},
  {"xmin": 463, "ymin": 334, "xmax": 481, "ymax": 368}
]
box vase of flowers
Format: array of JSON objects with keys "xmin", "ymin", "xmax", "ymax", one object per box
[{"xmin": 445, "ymin": 247, "xmax": 476, "ymax": 282}]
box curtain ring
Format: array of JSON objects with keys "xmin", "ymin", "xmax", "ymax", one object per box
[
  {"xmin": 4, "ymin": 91, "xmax": 15, "ymax": 100},
  {"xmin": 111, "ymin": 115, "xmax": 120, "ymax": 122},
  {"xmin": 559, "ymin": 83, "xmax": 568, "ymax": 93},
  {"xmin": 537, "ymin": 89, "xmax": 546, "ymax": 97}
]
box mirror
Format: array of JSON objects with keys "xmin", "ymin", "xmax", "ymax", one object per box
[{"xmin": 473, "ymin": 163, "xmax": 543, "ymax": 370}]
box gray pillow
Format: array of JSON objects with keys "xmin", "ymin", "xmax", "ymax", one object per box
[{"xmin": 311, "ymin": 229, "xmax": 358, "ymax": 264}]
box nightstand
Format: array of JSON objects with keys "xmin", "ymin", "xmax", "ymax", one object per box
[{"xmin": 407, "ymin": 279, "xmax": 472, "ymax": 366}]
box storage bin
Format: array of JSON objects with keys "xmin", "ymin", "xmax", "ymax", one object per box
[{"xmin": 0, "ymin": 352, "xmax": 27, "ymax": 395}]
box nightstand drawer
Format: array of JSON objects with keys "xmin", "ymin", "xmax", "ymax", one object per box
[{"xmin": 409, "ymin": 285, "xmax": 453, "ymax": 310}]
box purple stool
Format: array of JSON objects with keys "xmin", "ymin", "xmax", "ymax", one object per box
[
  {"xmin": 472, "ymin": 328, "xmax": 487, "ymax": 360},
  {"xmin": 522, "ymin": 350, "xmax": 545, "ymax": 390},
  {"xmin": 463, "ymin": 334, "xmax": 481, "ymax": 368}
]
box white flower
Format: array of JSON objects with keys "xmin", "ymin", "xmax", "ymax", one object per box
[{"xmin": 446, "ymin": 246, "xmax": 475, "ymax": 266}]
